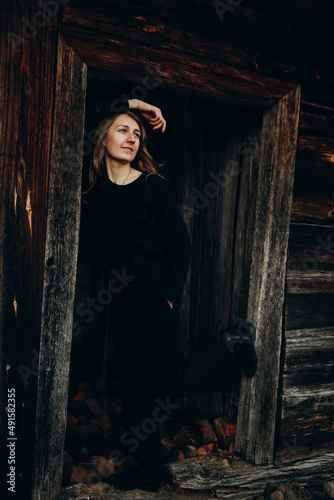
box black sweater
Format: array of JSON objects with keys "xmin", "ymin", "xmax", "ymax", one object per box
[{"xmin": 78, "ymin": 96, "xmax": 192, "ymax": 302}]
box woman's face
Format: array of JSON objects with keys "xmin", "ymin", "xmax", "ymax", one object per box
[{"xmin": 104, "ymin": 114, "xmax": 141, "ymax": 165}]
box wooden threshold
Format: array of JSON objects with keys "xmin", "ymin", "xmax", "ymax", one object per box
[{"xmin": 165, "ymin": 451, "xmax": 334, "ymax": 491}]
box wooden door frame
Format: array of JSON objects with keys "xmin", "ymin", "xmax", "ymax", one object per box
[{"xmin": 32, "ymin": 28, "xmax": 301, "ymax": 497}]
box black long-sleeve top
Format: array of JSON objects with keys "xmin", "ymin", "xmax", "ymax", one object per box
[{"xmin": 78, "ymin": 95, "xmax": 192, "ymax": 302}]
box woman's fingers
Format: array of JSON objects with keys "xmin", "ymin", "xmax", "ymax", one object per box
[
  {"xmin": 149, "ymin": 111, "xmax": 166, "ymax": 132},
  {"xmin": 151, "ymin": 119, "xmax": 166, "ymax": 132},
  {"xmin": 135, "ymin": 101, "xmax": 166, "ymax": 132}
]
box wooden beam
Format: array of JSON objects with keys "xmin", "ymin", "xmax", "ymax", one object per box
[
  {"xmin": 31, "ymin": 34, "xmax": 87, "ymax": 499},
  {"xmin": 0, "ymin": 0, "xmax": 59, "ymax": 495},
  {"xmin": 286, "ymin": 270, "xmax": 334, "ymax": 294},
  {"xmin": 285, "ymin": 293, "xmax": 334, "ymax": 330},
  {"xmin": 59, "ymin": 25, "xmax": 295, "ymax": 109},
  {"xmin": 164, "ymin": 451, "xmax": 334, "ymax": 490},
  {"xmin": 287, "ymin": 223, "xmax": 334, "ymax": 273},
  {"xmin": 61, "ymin": 0, "xmax": 334, "ymax": 68},
  {"xmin": 234, "ymin": 85, "xmax": 302, "ymax": 464}
]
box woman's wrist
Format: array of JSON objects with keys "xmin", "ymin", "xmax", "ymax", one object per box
[{"xmin": 128, "ymin": 99, "xmax": 139, "ymax": 110}]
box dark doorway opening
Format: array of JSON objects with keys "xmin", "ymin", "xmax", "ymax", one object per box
[{"xmin": 64, "ymin": 69, "xmax": 263, "ymax": 486}]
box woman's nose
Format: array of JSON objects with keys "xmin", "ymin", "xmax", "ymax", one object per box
[{"xmin": 127, "ymin": 132, "xmax": 136, "ymax": 142}]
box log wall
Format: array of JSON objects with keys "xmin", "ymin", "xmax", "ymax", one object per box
[
  {"xmin": 1, "ymin": 4, "xmax": 333, "ymax": 498},
  {"xmin": 60, "ymin": 0, "xmax": 334, "ymax": 459}
]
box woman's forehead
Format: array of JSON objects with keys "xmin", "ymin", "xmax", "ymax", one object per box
[{"xmin": 113, "ymin": 114, "xmax": 139, "ymax": 129}]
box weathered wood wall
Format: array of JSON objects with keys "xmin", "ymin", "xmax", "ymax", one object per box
[
  {"xmin": 162, "ymin": 92, "xmax": 263, "ymax": 423},
  {"xmin": 31, "ymin": 33, "xmax": 86, "ymax": 499},
  {"xmin": 1, "ymin": 3, "xmax": 333, "ymax": 498},
  {"xmin": 0, "ymin": 0, "xmax": 60, "ymax": 497},
  {"xmin": 60, "ymin": 0, "xmax": 334, "ymax": 459}
]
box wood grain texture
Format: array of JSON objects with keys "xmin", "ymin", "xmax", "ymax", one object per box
[
  {"xmin": 286, "ymin": 270, "xmax": 334, "ymax": 294},
  {"xmin": 1, "ymin": 0, "xmax": 333, "ymax": 491},
  {"xmin": 0, "ymin": 0, "xmax": 59, "ymax": 495},
  {"xmin": 278, "ymin": 324, "xmax": 334, "ymax": 452},
  {"xmin": 235, "ymin": 85, "xmax": 301, "ymax": 464},
  {"xmin": 61, "ymin": 0, "xmax": 334, "ymax": 225},
  {"xmin": 31, "ymin": 34, "xmax": 87, "ymax": 500},
  {"xmin": 59, "ymin": 25, "xmax": 294, "ymax": 109},
  {"xmin": 165, "ymin": 451, "xmax": 334, "ymax": 490},
  {"xmin": 61, "ymin": 0, "xmax": 334, "ymax": 71},
  {"xmin": 287, "ymin": 223, "xmax": 334, "ymax": 272},
  {"xmin": 285, "ymin": 293, "xmax": 334, "ymax": 330}
]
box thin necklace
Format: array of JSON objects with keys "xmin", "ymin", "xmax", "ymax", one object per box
[
  {"xmin": 121, "ymin": 167, "xmax": 132, "ymax": 185},
  {"xmin": 110, "ymin": 167, "xmax": 132, "ymax": 185}
]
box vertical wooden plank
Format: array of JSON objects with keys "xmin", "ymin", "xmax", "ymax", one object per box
[
  {"xmin": 31, "ymin": 34, "xmax": 86, "ymax": 499},
  {"xmin": 230, "ymin": 110, "xmax": 263, "ymax": 324},
  {"xmin": 0, "ymin": 1, "xmax": 59, "ymax": 496},
  {"xmin": 235, "ymin": 85, "xmax": 301, "ymax": 464},
  {"xmin": 206, "ymin": 103, "xmax": 244, "ymax": 421},
  {"xmin": 227, "ymin": 109, "xmax": 263, "ymax": 421}
]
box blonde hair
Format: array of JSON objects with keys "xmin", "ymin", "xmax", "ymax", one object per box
[{"xmin": 82, "ymin": 110, "xmax": 165, "ymax": 197}]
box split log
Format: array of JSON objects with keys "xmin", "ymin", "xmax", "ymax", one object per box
[
  {"xmin": 171, "ymin": 449, "xmax": 185, "ymax": 461},
  {"xmin": 183, "ymin": 445, "xmax": 197, "ymax": 459},
  {"xmin": 161, "ymin": 437, "xmax": 177, "ymax": 456},
  {"xmin": 85, "ymin": 398, "xmax": 107, "ymax": 417},
  {"xmin": 90, "ymin": 455, "xmax": 123, "ymax": 477},
  {"xmin": 68, "ymin": 464, "xmax": 99, "ymax": 485},
  {"xmin": 213, "ymin": 417, "xmax": 232, "ymax": 450},
  {"xmin": 197, "ymin": 443, "xmax": 215, "ymax": 456},
  {"xmin": 173, "ymin": 425, "xmax": 202, "ymax": 448},
  {"xmin": 196, "ymin": 420, "xmax": 218, "ymax": 445}
]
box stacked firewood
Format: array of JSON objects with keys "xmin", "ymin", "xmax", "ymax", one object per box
[
  {"xmin": 161, "ymin": 418, "xmax": 236, "ymax": 462},
  {"xmin": 63, "ymin": 378, "xmax": 237, "ymax": 486}
]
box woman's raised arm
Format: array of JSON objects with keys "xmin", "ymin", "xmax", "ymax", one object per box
[{"xmin": 128, "ymin": 99, "xmax": 166, "ymax": 133}]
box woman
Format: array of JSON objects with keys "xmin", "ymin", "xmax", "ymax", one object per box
[{"xmin": 78, "ymin": 97, "xmax": 257, "ymax": 492}]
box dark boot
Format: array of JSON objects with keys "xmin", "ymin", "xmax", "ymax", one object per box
[
  {"xmin": 104, "ymin": 461, "xmax": 164, "ymax": 492},
  {"xmin": 221, "ymin": 320, "xmax": 257, "ymax": 378}
]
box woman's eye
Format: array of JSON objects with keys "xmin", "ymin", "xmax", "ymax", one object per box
[{"xmin": 118, "ymin": 128, "xmax": 140, "ymax": 139}]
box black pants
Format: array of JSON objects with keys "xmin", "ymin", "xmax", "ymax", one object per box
[{"xmin": 108, "ymin": 278, "xmax": 240, "ymax": 466}]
